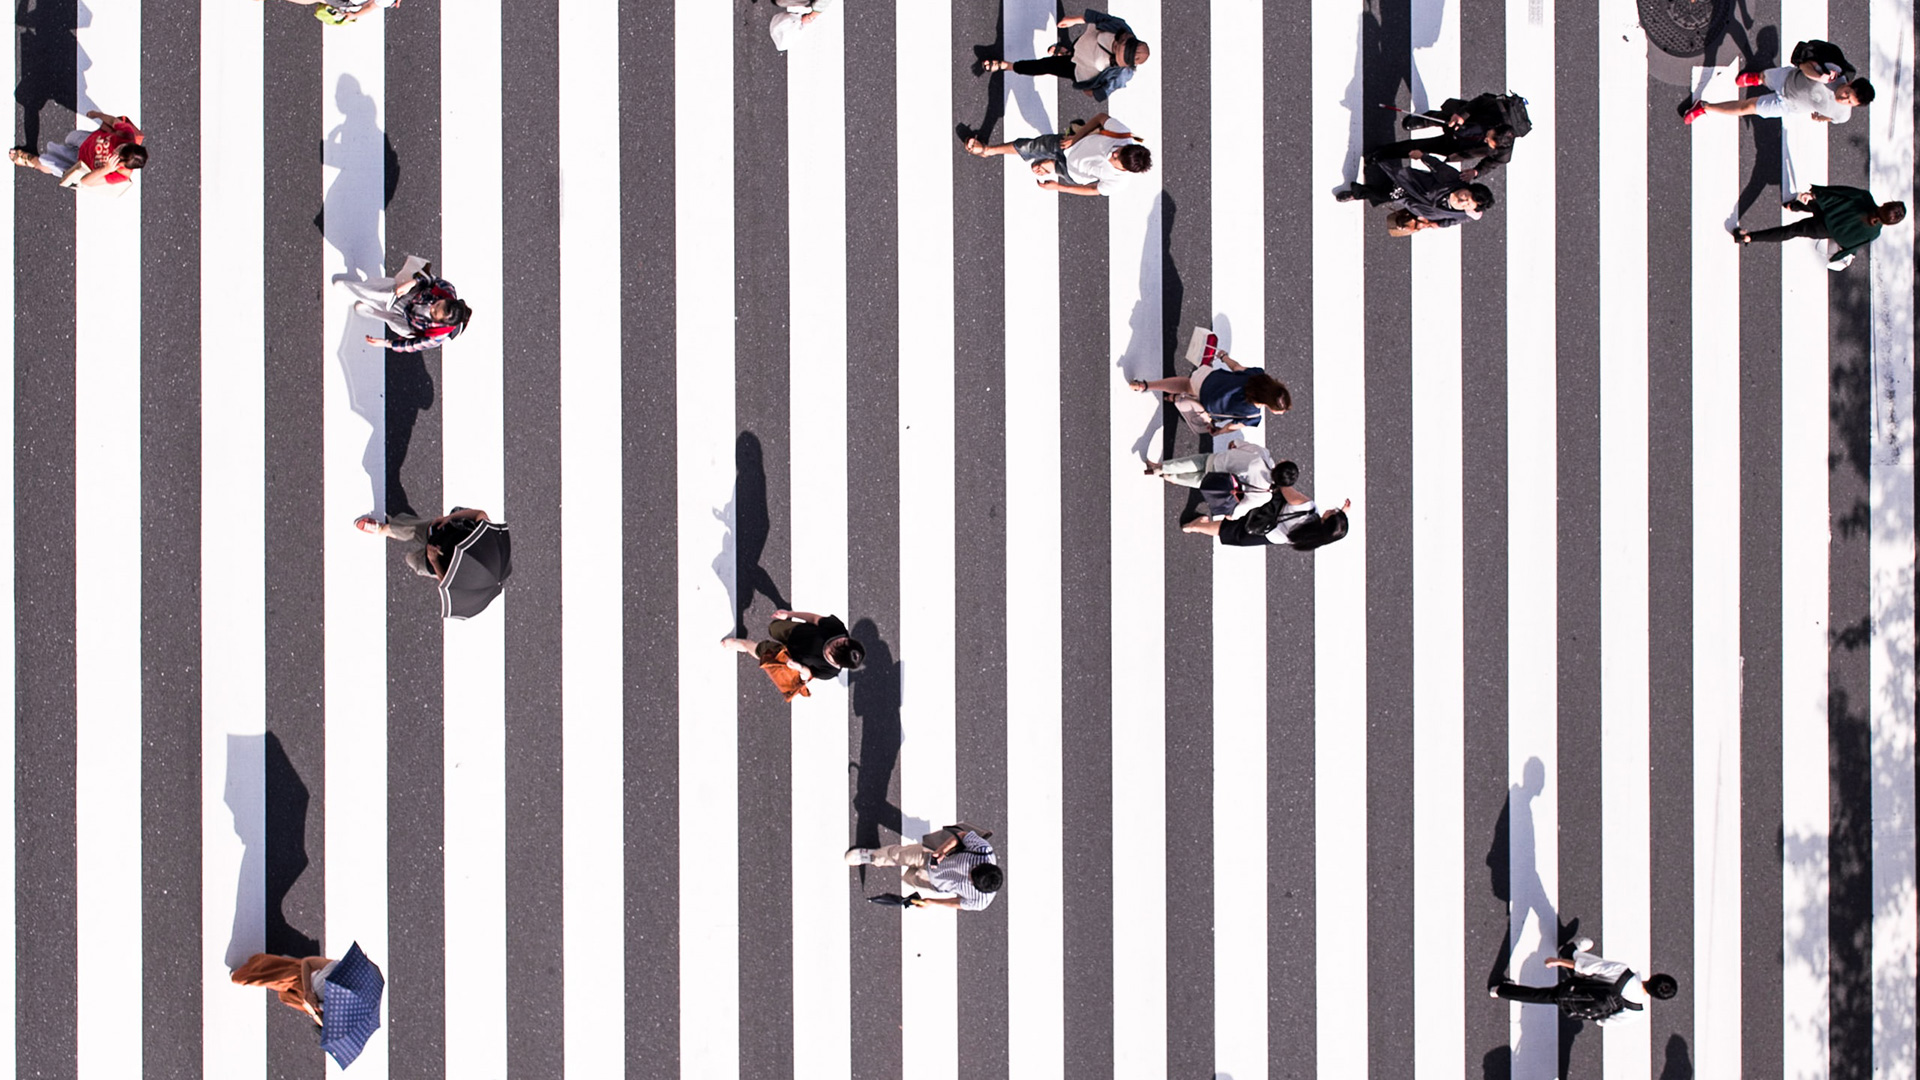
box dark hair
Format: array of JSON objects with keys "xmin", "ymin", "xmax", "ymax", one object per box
[
  {"xmin": 1244, "ymin": 372, "xmax": 1291, "ymax": 413},
  {"xmin": 118, "ymin": 144, "xmax": 148, "ymax": 170},
  {"xmin": 1645, "ymin": 974, "xmax": 1678, "ymax": 1000},
  {"xmin": 443, "ymin": 298, "xmax": 473, "ymax": 328},
  {"xmin": 1467, "ymin": 183, "xmax": 1496, "ymax": 211},
  {"xmin": 1882, "ymin": 201, "xmax": 1907, "ymax": 225},
  {"xmin": 970, "ymin": 863, "xmax": 1004, "ymax": 893},
  {"xmin": 1273, "ymin": 460, "xmax": 1300, "ymax": 488},
  {"xmin": 1116, "ymin": 143, "xmax": 1153, "ymax": 174},
  {"xmin": 1290, "ymin": 509, "xmax": 1349, "ymax": 552},
  {"xmin": 827, "ymin": 637, "xmax": 865, "ymax": 672},
  {"xmin": 1125, "ymin": 39, "xmax": 1150, "ymax": 67},
  {"xmin": 1489, "ymin": 125, "xmax": 1517, "ymax": 150},
  {"xmin": 1847, "ymin": 77, "xmax": 1875, "ymax": 104}
]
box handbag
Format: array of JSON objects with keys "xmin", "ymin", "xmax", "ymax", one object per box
[{"xmin": 759, "ymin": 648, "xmax": 812, "ymax": 701}]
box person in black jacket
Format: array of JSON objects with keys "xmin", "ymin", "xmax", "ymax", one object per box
[
  {"xmin": 1363, "ymin": 124, "xmax": 1517, "ymax": 181},
  {"xmin": 723, "ymin": 608, "xmax": 865, "ymax": 684},
  {"xmin": 1336, "ymin": 149, "xmax": 1495, "ymax": 234},
  {"xmin": 1490, "ymin": 937, "xmax": 1678, "ymax": 1023}
]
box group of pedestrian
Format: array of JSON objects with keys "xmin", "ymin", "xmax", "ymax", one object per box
[
  {"xmin": 1687, "ymin": 39, "xmax": 1904, "ymax": 268},
  {"xmin": 1131, "ymin": 331, "xmax": 1351, "ymax": 549},
  {"xmin": 1337, "ymin": 89, "xmax": 1528, "ymax": 235}
]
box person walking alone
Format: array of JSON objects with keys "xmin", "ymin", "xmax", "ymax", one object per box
[
  {"xmin": 1734, "ymin": 186, "xmax": 1905, "ymax": 268},
  {"xmin": 846, "ymin": 822, "xmax": 1003, "ymax": 911},
  {"xmin": 979, "ymin": 8, "xmax": 1149, "ymax": 102},
  {"xmin": 1490, "ymin": 937, "xmax": 1678, "ymax": 1023}
]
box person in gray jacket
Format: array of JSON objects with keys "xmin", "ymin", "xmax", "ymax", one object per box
[{"xmin": 1335, "ymin": 148, "xmax": 1495, "ymax": 234}]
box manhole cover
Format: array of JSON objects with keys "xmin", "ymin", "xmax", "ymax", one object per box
[{"xmin": 1639, "ymin": 0, "xmax": 1731, "ymax": 56}]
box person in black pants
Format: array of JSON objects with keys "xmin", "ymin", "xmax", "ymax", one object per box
[
  {"xmin": 1491, "ymin": 938, "xmax": 1678, "ymax": 1025},
  {"xmin": 1364, "ymin": 124, "xmax": 1516, "ymax": 181},
  {"xmin": 1734, "ymin": 186, "xmax": 1905, "ymax": 266}
]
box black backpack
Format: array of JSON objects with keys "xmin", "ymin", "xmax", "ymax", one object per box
[
  {"xmin": 1558, "ymin": 970, "xmax": 1642, "ymax": 1022},
  {"xmin": 1486, "ymin": 92, "xmax": 1532, "ymax": 137}
]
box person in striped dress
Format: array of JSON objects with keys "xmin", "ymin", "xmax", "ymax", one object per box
[{"xmin": 845, "ymin": 823, "xmax": 1003, "ymax": 911}]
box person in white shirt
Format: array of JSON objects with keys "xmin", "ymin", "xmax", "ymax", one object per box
[
  {"xmin": 1490, "ymin": 937, "xmax": 1678, "ymax": 1022},
  {"xmin": 963, "ymin": 113, "xmax": 1152, "ymax": 197}
]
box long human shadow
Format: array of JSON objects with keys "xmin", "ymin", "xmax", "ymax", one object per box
[
  {"xmin": 959, "ymin": 0, "xmax": 1054, "ymax": 145},
  {"xmin": 324, "ymin": 73, "xmax": 396, "ymax": 516},
  {"xmin": 384, "ymin": 350, "xmax": 436, "ymax": 518},
  {"xmin": 1726, "ymin": 27, "xmax": 1783, "ymax": 219},
  {"xmin": 1337, "ymin": 0, "xmax": 1417, "ymax": 189},
  {"xmin": 1487, "ymin": 757, "xmax": 1579, "ymax": 1075},
  {"xmin": 712, "ymin": 431, "xmax": 790, "ymax": 638},
  {"xmin": 14, "ymin": 0, "xmax": 88, "ymax": 150},
  {"xmin": 847, "ymin": 617, "xmax": 902, "ymax": 850},
  {"xmin": 223, "ymin": 733, "xmax": 321, "ymax": 969}
]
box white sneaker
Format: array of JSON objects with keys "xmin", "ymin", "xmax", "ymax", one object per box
[
  {"xmin": 843, "ymin": 847, "xmax": 873, "ymax": 866},
  {"xmin": 1488, "ymin": 985, "xmax": 1503, "ymax": 999},
  {"xmin": 1575, "ymin": 937, "xmax": 1595, "ymax": 953}
]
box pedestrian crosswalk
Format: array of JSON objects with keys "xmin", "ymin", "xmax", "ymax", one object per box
[{"xmin": 6, "ymin": 1, "xmax": 1917, "ymax": 1078}]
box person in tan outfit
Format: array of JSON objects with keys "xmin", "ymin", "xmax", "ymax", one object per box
[{"xmin": 232, "ymin": 952, "xmax": 334, "ymax": 1025}]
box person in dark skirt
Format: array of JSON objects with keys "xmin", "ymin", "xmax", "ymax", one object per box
[
  {"xmin": 723, "ymin": 608, "xmax": 865, "ymax": 687},
  {"xmin": 1734, "ymin": 186, "xmax": 1905, "ymax": 267},
  {"xmin": 1182, "ymin": 461, "xmax": 1351, "ymax": 550}
]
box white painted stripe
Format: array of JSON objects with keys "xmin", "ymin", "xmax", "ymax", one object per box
[
  {"xmin": 1312, "ymin": 0, "xmax": 1369, "ymax": 1066},
  {"xmin": 1408, "ymin": 0, "xmax": 1462, "ymax": 1074},
  {"xmin": 1689, "ymin": 63, "xmax": 1743, "ymax": 1080},
  {"xmin": 440, "ymin": 2, "xmax": 509, "ymax": 1076},
  {"xmin": 1596, "ymin": 12, "xmax": 1653, "ymax": 1080},
  {"xmin": 0, "ymin": 0, "xmax": 13, "ymax": 1069},
  {"xmin": 321, "ymin": 19, "xmax": 390, "ymax": 1079},
  {"xmin": 1505, "ymin": 1, "xmax": 1558, "ymax": 1073},
  {"xmin": 557, "ymin": 0, "xmax": 627, "ymax": 1072},
  {"xmin": 1775, "ymin": 7, "xmax": 1832, "ymax": 1080},
  {"xmin": 675, "ymin": 0, "xmax": 740, "ymax": 1074},
  {"xmin": 783, "ymin": 12, "xmax": 855, "ymax": 1077},
  {"xmin": 1206, "ymin": 3, "xmax": 1264, "ymax": 1078},
  {"xmin": 72, "ymin": 3, "xmax": 143, "ymax": 1076},
  {"xmin": 1001, "ymin": 3, "xmax": 1064, "ymax": 1075},
  {"xmin": 1108, "ymin": 199, "xmax": 1173, "ymax": 1080},
  {"xmin": 1109, "ymin": 4, "xmax": 1166, "ymax": 1078},
  {"xmin": 1868, "ymin": 0, "xmax": 1917, "ymax": 1074},
  {"xmin": 890, "ymin": 0, "xmax": 961, "ymax": 1069},
  {"xmin": 200, "ymin": 4, "xmax": 268, "ymax": 1077}
]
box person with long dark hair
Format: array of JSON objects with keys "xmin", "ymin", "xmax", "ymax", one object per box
[
  {"xmin": 337, "ymin": 255, "xmax": 473, "ymax": 353},
  {"xmin": 1128, "ymin": 347, "xmax": 1289, "ymax": 435},
  {"xmin": 1181, "ymin": 460, "xmax": 1351, "ymax": 550}
]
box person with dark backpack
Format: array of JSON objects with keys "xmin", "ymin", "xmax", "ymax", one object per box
[
  {"xmin": 1181, "ymin": 460, "xmax": 1351, "ymax": 550},
  {"xmin": 1401, "ymin": 90, "xmax": 1531, "ymax": 140},
  {"xmin": 1490, "ymin": 937, "xmax": 1678, "ymax": 1023}
]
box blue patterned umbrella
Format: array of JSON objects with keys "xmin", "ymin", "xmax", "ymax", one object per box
[{"xmin": 320, "ymin": 942, "xmax": 385, "ymax": 1070}]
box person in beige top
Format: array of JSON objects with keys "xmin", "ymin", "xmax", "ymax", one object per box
[{"xmin": 978, "ymin": 8, "xmax": 1149, "ymax": 103}]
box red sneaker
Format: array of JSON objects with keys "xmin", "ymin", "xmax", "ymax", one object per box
[
  {"xmin": 1683, "ymin": 102, "xmax": 1707, "ymax": 124},
  {"xmin": 1735, "ymin": 71, "xmax": 1764, "ymax": 87}
]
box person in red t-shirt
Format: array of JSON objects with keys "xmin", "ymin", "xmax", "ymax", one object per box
[{"xmin": 10, "ymin": 110, "xmax": 146, "ymax": 188}]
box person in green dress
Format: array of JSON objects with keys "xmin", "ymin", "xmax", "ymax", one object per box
[{"xmin": 1734, "ymin": 186, "xmax": 1905, "ymax": 266}]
